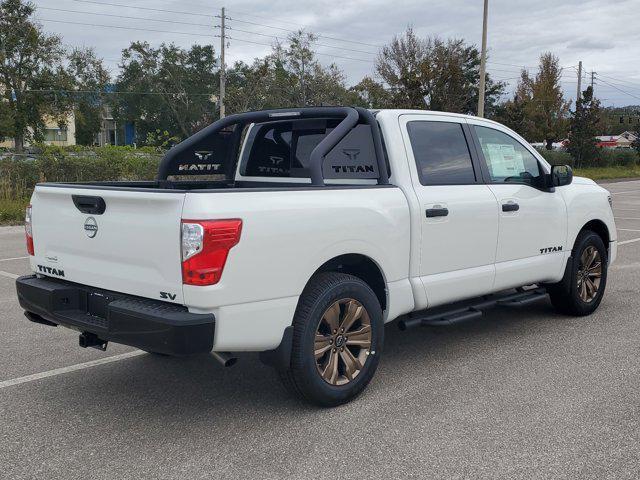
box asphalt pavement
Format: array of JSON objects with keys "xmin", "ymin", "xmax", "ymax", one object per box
[{"xmin": 1, "ymin": 180, "xmax": 639, "ymax": 479}]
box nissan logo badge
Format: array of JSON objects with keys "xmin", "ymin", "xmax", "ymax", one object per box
[{"xmin": 84, "ymin": 217, "xmax": 98, "ymax": 238}]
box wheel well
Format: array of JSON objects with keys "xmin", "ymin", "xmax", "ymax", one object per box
[
  {"xmin": 580, "ymin": 220, "xmax": 610, "ymax": 250},
  {"xmin": 313, "ymin": 254, "xmax": 387, "ymax": 311}
]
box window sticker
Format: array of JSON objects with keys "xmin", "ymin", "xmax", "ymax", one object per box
[{"xmin": 484, "ymin": 143, "xmax": 525, "ymax": 178}]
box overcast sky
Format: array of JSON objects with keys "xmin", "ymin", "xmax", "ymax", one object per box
[{"xmin": 32, "ymin": 0, "xmax": 640, "ymax": 108}]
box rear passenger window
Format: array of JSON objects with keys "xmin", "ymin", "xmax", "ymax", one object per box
[{"xmin": 406, "ymin": 121, "xmax": 476, "ymax": 185}]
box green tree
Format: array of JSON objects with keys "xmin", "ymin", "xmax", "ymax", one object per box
[
  {"xmin": 375, "ymin": 27, "xmax": 429, "ymax": 108},
  {"xmin": 0, "ymin": 0, "xmax": 73, "ymax": 151},
  {"xmin": 112, "ymin": 42, "xmax": 218, "ymax": 143},
  {"xmin": 0, "ymin": 100, "xmax": 13, "ymax": 139},
  {"xmin": 374, "ymin": 28, "xmax": 505, "ymax": 113},
  {"xmin": 567, "ymin": 86, "xmax": 601, "ymax": 167},
  {"xmin": 350, "ymin": 76, "xmax": 394, "ymax": 108},
  {"xmin": 428, "ymin": 38, "xmax": 505, "ymax": 115},
  {"xmin": 526, "ymin": 53, "xmax": 570, "ymax": 149},
  {"xmin": 68, "ymin": 48, "xmax": 110, "ymax": 145},
  {"xmin": 491, "ymin": 70, "xmax": 535, "ymax": 138},
  {"xmin": 225, "ymin": 31, "xmax": 356, "ymax": 113}
]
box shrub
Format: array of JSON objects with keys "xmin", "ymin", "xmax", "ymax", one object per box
[
  {"xmin": 0, "ymin": 197, "xmax": 29, "ymax": 224},
  {"xmin": 536, "ymin": 147, "xmax": 639, "ymax": 168},
  {"xmin": 0, "ymin": 145, "xmax": 162, "ymax": 201}
]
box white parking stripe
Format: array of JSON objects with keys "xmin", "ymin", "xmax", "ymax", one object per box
[
  {"xmin": 0, "ymin": 350, "xmax": 146, "ymax": 389},
  {"xmin": 0, "ymin": 256, "xmax": 28, "ymax": 262},
  {"xmin": 618, "ymin": 237, "xmax": 640, "ymax": 246},
  {"xmin": 0, "ymin": 270, "xmax": 19, "ymax": 279},
  {"xmin": 610, "ymin": 190, "xmax": 640, "ymax": 195},
  {"xmin": 614, "ymin": 217, "xmax": 640, "ymax": 220},
  {"xmin": 618, "ymin": 228, "xmax": 640, "ymax": 232}
]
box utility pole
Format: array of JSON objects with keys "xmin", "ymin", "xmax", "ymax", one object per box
[
  {"xmin": 576, "ymin": 60, "xmax": 582, "ymax": 101},
  {"xmin": 301, "ymin": 54, "xmax": 306, "ymax": 106},
  {"xmin": 590, "ymin": 70, "xmax": 596, "ymax": 90},
  {"xmin": 477, "ymin": 0, "xmax": 489, "ymax": 117},
  {"xmin": 219, "ymin": 7, "xmax": 226, "ymax": 119}
]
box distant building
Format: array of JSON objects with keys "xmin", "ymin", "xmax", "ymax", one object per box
[
  {"xmin": 595, "ymin": 131, "xmax": 637, "ymax": 149},
  {"xmin": 0, "ymin": 112, "xmax": 76, "ymax": 148},
  {"xmin": 95, "ymin": 105, "xmax": 136, "ymax": 146}
]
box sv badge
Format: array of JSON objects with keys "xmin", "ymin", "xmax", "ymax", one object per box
[{"xmin": 160, "ymin": 291, "xmax": 177, "ymax": 300}]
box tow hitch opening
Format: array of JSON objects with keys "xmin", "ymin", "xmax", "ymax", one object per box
[{"xmin": 79, "ymin": 332, "xmax": 108, "ymax": 351}]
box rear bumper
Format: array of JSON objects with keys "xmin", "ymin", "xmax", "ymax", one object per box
[{"xmin": 15, "ymin": 275, "xmax": 215, "ymax": 355}]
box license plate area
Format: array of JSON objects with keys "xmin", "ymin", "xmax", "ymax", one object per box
[{"xmin": 87, "ymin": 292, "xmax": 111, "ymax": 318}]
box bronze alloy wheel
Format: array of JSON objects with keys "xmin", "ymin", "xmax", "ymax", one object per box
[
  {"xmin": 314, "ymin": 298, "xmax": 372, "ymax": 386},
  {"xmin": 577, "ymin": 245, "xmax": 602, "ymax": 303}
]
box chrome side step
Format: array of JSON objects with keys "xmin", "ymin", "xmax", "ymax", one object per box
[{"xmin": 397, "ymin": 287, "xmax": 548, "ymax": 330}]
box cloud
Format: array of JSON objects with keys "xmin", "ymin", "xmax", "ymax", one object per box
[
  {"xmin": 566, "ymin": 38, "xmax": 615, "ymax": 51},
  {"xmin": 33, "ymin": 0, "xmax": 640, "ymax": 106}
]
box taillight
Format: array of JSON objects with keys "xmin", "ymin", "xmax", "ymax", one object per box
[
  {"xmin": 181, "ymin": 219, "xmax": 242, "ymax": 286},
  {"xmin": 25, "ymin": 205, "xmax": 34, "ymax": 256}
]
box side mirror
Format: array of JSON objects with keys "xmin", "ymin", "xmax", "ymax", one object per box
[{"xmin": 551, "ymin": 164, "xmax": 573, "ymax": 187}]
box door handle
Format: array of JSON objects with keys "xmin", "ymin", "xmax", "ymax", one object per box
[
  {"xmin": 502, "ymin": 202, "xmax": 519, "ymax": 212},
  {"xmin": 425, "ymin": 207, "xmax": 449, "ymax": 218}
]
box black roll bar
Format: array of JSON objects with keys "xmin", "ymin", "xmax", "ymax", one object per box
[{"xmin": 157, "ymin": 106, "xmax": 389, "ymax": 186}]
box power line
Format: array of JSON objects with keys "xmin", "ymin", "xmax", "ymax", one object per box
[
  {"xmin": 26, "ymin": 88, "xmax": 214, "ymax": 96},
  {"xmin": 36, "ymin": 17, "xmax": 374, "ymax": 65},
  {"xmin": 63, "ymin": 0, "xmax": 382, "ymax": 50},
  {"xmin": 226, "ymin": 36, "xmax": 374, "ymax": 64},
  {"xmin": 36, "ymin": 6, "xmax": 215, "ymax": 28},
  {"xmin": 595, "ymin": 78, "xmax": 640, "ymax": 101},
  {"xmin": 225, "ymin": 7, "xmax": 316, "ymax": 29},
  {"xmin": 68, "ymin": 0, "xmax": 210, "ymax": 18},
  {"xmin": 37, "ymin": 17, "xmax": 216, "ymax": 38},
  {"xmin": 226, "ymin": 25, "xmax": 376, "ymax": 56},
  {"xmin": 486, "ymin": 61, "xmax": 534, "ymax": 69},
  {"xmin": 224, "ymin": 15, "xmax": 382, "ymax": 49},
  {"xmin": 596, "ymin": 73, "xmax": 640, "ymax": 89}
]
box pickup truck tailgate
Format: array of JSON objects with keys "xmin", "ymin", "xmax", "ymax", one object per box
[{"xmin": 30, "ymin": 186, "xmax": 186, "ymax": 304}]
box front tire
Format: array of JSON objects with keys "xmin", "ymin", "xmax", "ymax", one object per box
[
  {"xmin": 280, "ymin": 272, "xmax": 383, "ymax": 407},
  {"xmin": 548, "ymin": 230, "xmax": 608, "ymax": 316}
]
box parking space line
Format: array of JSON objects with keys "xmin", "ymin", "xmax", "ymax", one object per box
[
  {"xmin": 618, "ymin": 228, "xmax": 640, "ymax": 232},
  {"xmin": 618, "ymin": 237, "xmax": 640, "ymax": 246},
  {"xmin": 0, "ymin": 270, "xmax": 19, "ymax": 279},
  {"xmin": 0, "ymin": 350, "xmax": 146, "ymax": 389},
  {"xmin": 614, "ymin": 217, "xmax": 640, "ymax": 221},
  {"xmin": 610, "ymin": 190, "xmax": 640, "ymax": 195},
  {"xmin": 0, "ymin": 256, "xmax": 28, "ymax": 262}
]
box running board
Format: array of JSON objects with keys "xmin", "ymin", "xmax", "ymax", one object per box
[{"xmin": 397, "ymin": 287, "xmax": 548, "ymax": 330}]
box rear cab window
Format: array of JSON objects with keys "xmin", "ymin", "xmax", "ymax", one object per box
[{"xmin": 236, "ymin": 119, "xmax": 388, "ymax": 183}]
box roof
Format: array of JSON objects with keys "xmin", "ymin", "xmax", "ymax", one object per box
[{"xmin": 377, "ymin": 109, "xmax": 506, "ymax": 128}]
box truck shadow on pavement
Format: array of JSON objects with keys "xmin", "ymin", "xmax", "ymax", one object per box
[{"xmin": 19, "ymin": 298, "xmax": 612, "ymax": 432}]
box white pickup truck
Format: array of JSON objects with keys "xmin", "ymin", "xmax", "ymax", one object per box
[{"xmin": 16, "ymin": 107, "xmax": 616, "ymax": 406}]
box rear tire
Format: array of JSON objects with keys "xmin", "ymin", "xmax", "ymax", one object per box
[
  {"xmin": 548, "ymin": 230, "xmax": 608, "ymax": 316},
  {"xmin": 279, "ymin": 272, "xmax": 383, "ymax": 407}
]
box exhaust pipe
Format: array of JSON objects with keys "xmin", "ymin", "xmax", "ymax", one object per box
[
  {"xmin": 212, "ymin": 351, "xmax": 237, "ymax": 367},
  {"xmin": 24, "ymin": 311, "xmax": 58, "ymax": 327}
]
